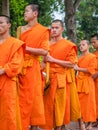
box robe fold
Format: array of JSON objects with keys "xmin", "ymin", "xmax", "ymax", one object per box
[
  {"xmin": 17, "ymin": 23, "xmax": 49, "ymax": 130},
  {"xmin": 44, "ymin": 39, "xmax": 77, "ymax": 129},
  {"xmin": 94, "ymin": 51, "xmax": 98, "ymax": 119},
  {"xmin": 63, "ymin": 68, "xmax": 81, "ymax": 124},
  {"xmin": 76, "ymin": 53, "xmax": 97, "ymax": 122},
  {"xmin": 70, "ymin": 69, "xmax": 81, "ymax": 121},
  {"xmin": 0, "ymin": 36, "xmax": 24, "ymax": 130}
]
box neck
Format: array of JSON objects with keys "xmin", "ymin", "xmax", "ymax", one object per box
[
  {"xmin": 96, "ymin": 48, "xmax": 98, "ymax": 51},
  {"xmin": 52, "ymin": 35, "xmax": 63, "ymax": 43},
  {"xmin": 82, "ymin": 50, "xmax": 89, "ymax": 56},
  {"xmin": 27, "ymin": 18, "xmax": 38, "ymax": 27},
  {"xmin": 0, "ymin": 32, "xmax": 10, "ymax": 41}
]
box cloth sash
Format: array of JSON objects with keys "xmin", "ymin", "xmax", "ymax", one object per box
[
  {"xmin": 20, "ymin": 54, "xmax": 39, "ymax": 75},
  {"xmin": 76, "ymin": 72, "xmax": 91, "ymax": 94},
  {"xmin": 50, "ymin": 67, "xmax": 66, "ymax": 88}
]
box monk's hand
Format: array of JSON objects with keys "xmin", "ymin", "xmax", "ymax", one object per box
[
  {"xmin": 74, "ymin": 64, "xmax": 79, "ymax": 71},
  {"xmin": 0, "ymin": 68, "xmax": 5, "ymax": 75},
  {"xmin": 41, "ymin": 61, "xmax": 46, "ymax": 70},
  {"xmin": 45, "ymin": 55, "xmax": 55, "ymax": 63},
  {"xmin": 26, "ymin": 46, "xmax": 31, "ymax": 52},
  {"xmin": 92, "ymin": 73, "xmax": 98, "ymax": 80}
]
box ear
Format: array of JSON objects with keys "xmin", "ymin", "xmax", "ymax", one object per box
[
  {"xmin": 33, "ymin": 11, "xmax": 38, "ymax": 17},
  {"xmin": 62, "ymin": 27, "xmax": 64, "ymax": 32},
  {"xmin": 8, "ymin": 23, "xmax": 11, "ymax": 28}
]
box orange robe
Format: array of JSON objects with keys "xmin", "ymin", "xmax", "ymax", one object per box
[
  {"xmin": 76, "ymin": 53, "xmax": 97, "ymax": 122},
  {"xmin": 0, "ymin": 36, "xmax": 24, "ymax": 130},
  {"xmin": 94, "ymin": 51, "xmax": 98, "ymax": 119},
  {"xmin": 44, "ymin": 39, "xmax": 77, "ymax": 130},
  {"xmin": 63, "ymin": 68, "xmax": 81, "ymax": 124},
  {"xmin": 70, "ymin": 69, "xmax": 81, "ymax": 121},
  {"xmin": 66, "ymin": 69, "xmax": 81, "ymax": 122},
  {"xmin": 18, "ymin": 23, "xmax": 49, "ymax": 130}
]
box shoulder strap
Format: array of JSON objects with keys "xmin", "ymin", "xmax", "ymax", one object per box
[
  {"xmin": 16, "ymin": 26, "xmax": 21, "ymax": 39},
  {"xmin": 46, "ymin": 52, "xmax": 50, "ymax": 84},
  {"xmin": 46, "ymin": 62, "xmax": 50, "ymax": 84}
]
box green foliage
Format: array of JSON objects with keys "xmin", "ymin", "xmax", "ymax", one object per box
[
  {"xmin": 10, "ymin": 0, "xmax": 27, "ymax": 36},
  {"xmin": 5, "ymin": 0, "xmax": 63, "ymax": 36},
  {"xmin": 76, "ymin": 0, "xmax": 98, "ymax": 42},
  {"xmin": 0, "ymin": 0, "xmax": 56, "ymax": 36},
  {"xmin": 0, "ymin": 0, "xmax": 97, "ymax": 42},
  {"xmin": 9, "ymin": 0, "xmax": 64, "ymax": 36},
  {"xmin": 0, "ymin": 0, "xmax": 2, "ymax": 14}
]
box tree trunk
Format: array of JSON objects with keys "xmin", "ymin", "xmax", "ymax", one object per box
[
  {"xmin": 64, "ymin": 0, "xmax": 81, "ymax": 43},
  {"xmin": 64, "ymin": 0, "xmax": 76, "ymax": 43},
  {"xmin": 2, "ymin": 0, "xmax": 10, "ymax": 16}
]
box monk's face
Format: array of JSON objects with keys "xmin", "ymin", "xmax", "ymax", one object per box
[
  {"xmin": 91, "ymin": 36, "xmax": 98, "ymax": 49},
  {"xmin": 0, "ymin": 17, "xmax": 11, "ymax": 35},
  {"xmin": 51, "ymin": 22, "xmax": 64, "ymax": 38},
  {"xmin": 79, "ymin": 40, "xmax": 89, "ymax": 52},
  {"xmin": 24, "ymin": 5, "xmax": 37, "ymax": 22}
]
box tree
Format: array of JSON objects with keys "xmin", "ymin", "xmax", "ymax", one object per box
[
  {"xmin": 64, "ymin": 0, "xmax": 81, "ymax": 43},
  {"xmin": 76, "ymin": 0, "xmax": 98, "ymax": 41},
  {"xmin": 0, "ymin": 0, "xmax": 97, "ymax": 41},
  {"xmin": 10, "ymin": 0, "xmax": 27, "ymax": 36},
  {"xmin": 1, "ymin": 0, "xmax": 10, "ymax": 16}
]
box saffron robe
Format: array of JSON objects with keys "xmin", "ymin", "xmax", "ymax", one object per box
[
  {"xmin": 76, "ymin": 53, "xmax": 97, "ymax": 122},
  {"xmin": 94, "ymin": 51, "xmax": 98, "ymax": 119},
  {"xmin": 44, "ymin": 39, "xmax": 77, "ymax": 130},
  {"xmin": 0, "ymin": 36, "xmax": 24, "ymax": 130},
  {"xmin": 63, "ymin": 53, "xmax": 81, "ymax": 125},
  {"xmin": 67, "ymin": 69, "xmax": 81, "ymax": 122},
  {"xmin": 17, "ymin": 23, "xmax": 49, "ymax": 130}
]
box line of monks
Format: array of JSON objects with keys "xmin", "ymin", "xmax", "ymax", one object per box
[{"xmin": 0, "ymin": 2, "xmax": 98, "ymax": 130}]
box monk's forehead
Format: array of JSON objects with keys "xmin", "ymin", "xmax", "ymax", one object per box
[
  {"xmin": 0, "ymin": 17, "xmax": 8, "ymax": 22},
  {"xmin": 51, "ymin": 22, "xmax": 62, "ymax": 27},
  {"xmin": 91, "ymin": 37, "xmax": 98, "ymax": 40}
]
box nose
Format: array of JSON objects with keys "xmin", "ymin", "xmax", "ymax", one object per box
[{"xmin": 92, "ymin": 42, "xmax": 95, "ymax": 46}]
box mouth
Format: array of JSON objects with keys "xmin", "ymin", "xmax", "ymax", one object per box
[
  {"xmin": 53, "ymin": 32, "xmax": 56, "ymax": 35},
  {"xmin": 24, "ymin": 15, "xmax": 27, "ymax": 17},
  {"xmin": 80, "ymin": 48, "xmax": 83, "ymax": 50}
]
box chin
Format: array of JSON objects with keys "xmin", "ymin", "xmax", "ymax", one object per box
[
  {"xmin": 24, "ymin": 19, "xmax": 28, "ymax": 22},
  {"xmin": 24, "ymin": 17, "xmax": 28, "ymax": 21},
  {"xmin": 80, "ymin": 50, "xmax": 84, "ymax": 52},
  {"xmin": 53, "ymin": 34, "xmax": 58, "ymax": 37}
]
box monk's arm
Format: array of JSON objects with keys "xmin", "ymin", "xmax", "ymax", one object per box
[
  {"xmin": 76, "ymin": 56, "xmax": 97, "ymax": 74},
  {"xmin": 92, "ymin": 72, "xmax": 98, "ymax": 79},
  {"xmin": 45, "ymin": 46, "xmax": 77, "ymax": 68},
  {"xmin": 4, "ymin": 47, "xmax": 24, "ymax": 77},
  {"xmin": 45, "ymin": 55, "xmax": 74, "ymax": 68},
  {"xmin": 26, "ymin": 46, "xmax": 48, "ymax": 56},
  {"xmin": 0, "ymin": 68, "xmax": 5, "ymax": 75},
  {"xmin": 74, "ymin": 64, "xmax": 89, "ymax": 73}
]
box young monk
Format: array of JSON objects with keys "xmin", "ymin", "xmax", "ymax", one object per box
[
  {"xmin": 17, "ymin": 3, "xmax": 49, "ymax": 130},
  {"xmin": 74, "ymin": 40, "xmax": 97, "ymax": 130},
  {"xmin": 91, "ymin": 34, "xmax": 98, "ymax": 127},
  {"xmin": 44, "ymin": 19, "xmax": 77, "ymax": 130},
  {"xmin": 0, "ymin": 15, "xmax": 24, "ymax": 130}
]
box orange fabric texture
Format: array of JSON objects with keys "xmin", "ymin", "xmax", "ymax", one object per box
[
  {"xmin": 70, "ymin": 69, "xmax": 81, "ymax": 121},
  {"xmin": 63, "ymin": 69, "xmax": 81, "ymax": 124},
  {"xmin": 0, "ymin": 37, "xmax": 24, "ymax": 130},
  {"xmin": 94, "ymin": 51, "xmax": 98, "ymax": 118},
  {"xmin": 62, "ymin": 42, "xmax": 78, "ymax": 125},
  {"xmin": 44, "ymin": 39, "xmax": 77, "ymax": 129},
  {"xmin": 18, "ymin": 23, "xmax": 49, "ymax": 130},
  {"xmin": 76, "ymin": 53, "xmax": 97, "ymax": 122}
]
